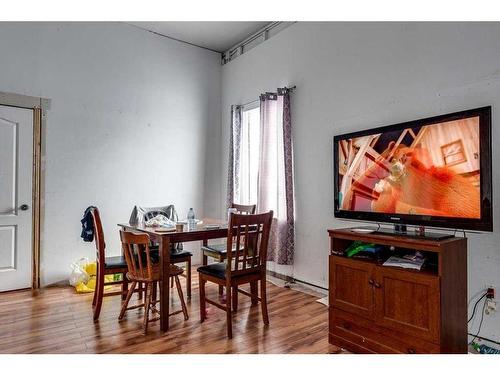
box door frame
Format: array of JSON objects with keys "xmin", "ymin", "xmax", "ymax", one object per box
[{"xmin": 0, "ymin": 91, "xmax": 49, "ymax": 289}]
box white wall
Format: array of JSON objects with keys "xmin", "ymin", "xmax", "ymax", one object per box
[
  {"xmin": 219, "ymin": 22, "xmax": 500, "ymax": 341},
  {"xmin": 0, "ymin": 22, "xmax": 221, "ymax": 286}
]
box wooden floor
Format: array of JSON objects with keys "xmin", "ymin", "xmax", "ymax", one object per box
[{"xmin": 0, "ymin": 269, "xmax": 338, "ymax": 354}]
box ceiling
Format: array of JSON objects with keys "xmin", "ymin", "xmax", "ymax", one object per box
[{"xmin": 129, "ymin": 22, "xmax": 271, "ymax": 53}]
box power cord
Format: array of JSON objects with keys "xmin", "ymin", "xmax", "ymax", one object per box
[
  {"xmin": 468, "ymin": 292, "xmax": 488, "ymax": 323},
  {"xmin": 469, "ymin": 297, "xmax": 488, "ymax": 345}
]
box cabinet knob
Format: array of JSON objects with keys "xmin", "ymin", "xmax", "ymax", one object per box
[
  {"xmin": 374, "ymin": 282, "xmax": 382, "ymax": 289},
  {"xmin": 368, "ymin": 279, "xmax": 374, "ymax": 285},
  {"xmin": 343, "ymin": 322, "xmax": 351, "ymax": 330},
  {"xmin": 407, "ymin": 348, "xmax": 416, "ymax": 354}
]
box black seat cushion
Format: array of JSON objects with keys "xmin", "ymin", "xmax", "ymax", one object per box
[
  {"xmin": 104, "ymin": 255, "xmax": 127, "ymax": 269},
  {"xmin": 201, "ymin": 243, "xmax": 228, "ymax": 254},
  {"xmin": 148, "ymin": 248, "xmax": 193, "ymax": 264},
  {"xmin": 201, "ymin": 243, "xmax": 248, "ymax": 255},
  {"xmin": 114, "ymin": 248, "xmax": 193, "ymax": 270},
  {"xmin": 197, "ymin": 262, "xmax": 227, "ymax": 279}
]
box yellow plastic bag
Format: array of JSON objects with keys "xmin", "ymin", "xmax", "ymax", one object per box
[
  {"xmin": 84, "ymin": 262, "xmax": 97, "ymax": 277},
  {"xmin": 74, "ymin": 261, "xmax": 119, "ymax": 293}
]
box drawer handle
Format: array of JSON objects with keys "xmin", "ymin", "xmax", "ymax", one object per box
[{"xmin": 407, "ymin": 348, "xmax": 416, "ymax": 354}]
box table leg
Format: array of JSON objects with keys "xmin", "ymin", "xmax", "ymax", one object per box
[
  {"xmin": 186, "ymin": 258, "xmax": 191, "ymax": 300},
  {"xmin": 160, "ymin": 235, "xmax": 171, "ymax": 332},
  {"xmin": 219, "ymin": 254, "xmax": 224, "ymax": 296},
  {"xmin": 202, "ymin": 239, "xmax": 208, "ymax": 266}
]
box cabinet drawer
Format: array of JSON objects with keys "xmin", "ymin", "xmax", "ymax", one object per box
[
  {"xmin": 329, "ymin": 333, "xmax": 376, "ymax": 354},
  {"xmin": 330, "ymin": 308, "xmax": 440, "ymax": 354}
]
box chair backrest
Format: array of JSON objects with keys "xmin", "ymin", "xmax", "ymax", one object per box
[
  {"xmin": 119, "ymin": 230, "xmax": 155, "ymax": 281},
  {"xmin": 231, "ymin": 203, "xmax": 256, "ymax": 215},
  {"xmin": 130, "ymin": 204, "xmax": 182, "ymax": 251},
  {"xmin": 89, "ymin": 207, "xmax": 106, "ymax": 266},
  {"xmin": 129, "ymin": 204, "xmax": 178, "ymax": 225},
  {"xmin": 225, "ymin": 211, "xmax": 273, "ymax": 278}
]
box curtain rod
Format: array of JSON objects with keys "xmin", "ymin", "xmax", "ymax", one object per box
[{"xmin": 238, "ymin": 85, "xmax": 296, "ymax": 108}]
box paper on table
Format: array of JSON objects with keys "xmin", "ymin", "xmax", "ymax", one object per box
[{"xmin": 145, "ymin": 214, "xmax": 175, "ymax": 228}]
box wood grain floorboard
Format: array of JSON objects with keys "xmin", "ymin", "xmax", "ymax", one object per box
[{"xmin": 0, "ymin": 269, "xmax": 340, "ymax": 354}]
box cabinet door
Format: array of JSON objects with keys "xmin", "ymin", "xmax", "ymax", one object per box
[
  {"xmin": 329, "ymin": 256, "xmax": 375, "ymax": 319},
  {"xmin": 373, "ymin": 267, "xmax": 440, "ymax": 343}
]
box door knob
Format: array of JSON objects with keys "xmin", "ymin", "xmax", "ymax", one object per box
[{"xmin": 20, "ymin": 204, "xmax": 29, "ymax": 211}]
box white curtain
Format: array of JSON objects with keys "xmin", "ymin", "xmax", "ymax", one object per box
[
  {"xmin": 257, "ymin": 89, "xmax": 295, "ymax": 265},
  {"xmin": 227, "ymin": 89, "xmax": 295, "ymax": 265}
]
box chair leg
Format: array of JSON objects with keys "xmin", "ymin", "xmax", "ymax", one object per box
[
  {"xmin": 119, "ymin": 281, "xmax": 137, "ymax": 320},
  {"xmin": 175, "ymin": 276, "xmax": 189, "ymax": 320},
  {"xmin": 186, "ymin": 258, "xmax": 191, "ymax": 300},
  {"xmin": 143, "ymin": 282, "xmax": 152, "ymax": 334},
  {"xmin": 260, "ymin": 277, "xmax": 269, "ymax": 325},
  {"xmin": 93, "ymin": 268, "xmax": 105, "ymax": 322},
  {"xmin": 199, "ymin": 275, "xmax": 206, "ymax": 323},
  {"xmin": 226, "ymin": 282, "xmax": 233, "ymax": 339},
  {"xmin": 232, "ymin": 285, "xmax": 238, "ymax": 312},
  {"xmin": 121, "ymin": 273, "xmax": 128, "ymax": 301},
  {"xmin": 250, "ymin": 280, "xmax": 258, "ymax": 305}
]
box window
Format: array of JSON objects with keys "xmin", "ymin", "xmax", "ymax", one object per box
[
  {"xmin": 238, "ymin": 105, "xmax": 260, "ymax": 205},
  {"xmin": 441, "ymin": 139, "xmax": 466, "ymax": 166}
]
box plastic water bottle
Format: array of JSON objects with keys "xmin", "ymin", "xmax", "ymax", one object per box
[{"xmin": 187, "ymin": 208, "xmax": 196, "ymax": 231}]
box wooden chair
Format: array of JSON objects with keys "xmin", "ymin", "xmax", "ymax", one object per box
[
  {"xmin": 197, "ymin": 210, "xmax": 273, "ymax": 338},
  {"xmin": 90, "ymin": 207, "xmax": 131, "ymax": 322},
  {"xmin": 133, "ymin": 205, "xmax": 193, "ymax": 300},
  {"xmin": 201, "ymin": 203, "xmax": 256, "ymax": 264},
  {"xmin": 201, "ymin": 203, "xmax": 256, "ymax": 296},
  {"xmin": 119, "ymin": 230, "xmax": 188, "ymax": 334}
]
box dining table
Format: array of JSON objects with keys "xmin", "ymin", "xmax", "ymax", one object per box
[{"xmin": 118, "ymin": 218, "xmax": 228, "ymax": 332}]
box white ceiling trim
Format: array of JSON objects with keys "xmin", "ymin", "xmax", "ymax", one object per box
[{"xmin": 127, "ymin": 21, "xmax": 273, "ymax": 53}]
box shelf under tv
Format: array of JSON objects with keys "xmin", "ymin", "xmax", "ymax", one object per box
[{"xmin": 350, "ymin": 225, "xmax": 455, "ymax": 241}]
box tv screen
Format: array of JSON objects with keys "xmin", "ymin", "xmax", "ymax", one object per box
[{"xmin": 334, "ymin": 107, "xmax": 492, "ymax": 231}]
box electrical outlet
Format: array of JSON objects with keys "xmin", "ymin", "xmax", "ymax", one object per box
[{"xmin": 487, "ymin": 287, "xmax": 495, "ymax": 299}]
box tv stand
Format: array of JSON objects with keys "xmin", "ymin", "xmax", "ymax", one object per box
[
  {"xmin": 328, "ymin": 228, "xmax": 468, "ymax": 353},
  {"xmin": 352, "ymin": 224, "xmax": 454, "ymax": 241}
]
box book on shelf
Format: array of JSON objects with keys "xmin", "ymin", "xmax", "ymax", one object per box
[{"xmin": 382, "ymin": 255, "xmax": 426, "ymax": 271}]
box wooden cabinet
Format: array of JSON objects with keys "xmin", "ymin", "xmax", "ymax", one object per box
[
  {"xmin": 374, "ymin": 266, "xmax": 440, "ymax": 343},
  {"xmin": 328, "ymin": 229, "xmax": 467, "ymax": 354},
  {"xmin": 329, "ymin": 256, "xmax": 374, "ymax": 318}
]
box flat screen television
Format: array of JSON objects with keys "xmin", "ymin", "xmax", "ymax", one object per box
[{"xmin": 333, "ymin": 106, "xmax": 492, "ymax": 232}]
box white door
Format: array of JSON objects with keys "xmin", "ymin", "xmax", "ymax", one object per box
[{"xmin": 0, "ymin": 105, "xmax": 33, "ymax": 291}]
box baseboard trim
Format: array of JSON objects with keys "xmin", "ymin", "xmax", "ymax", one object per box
[
  {"xmin": 266, "ymin": 270, "xmax": 294, "ymax": 283},
  {"xmin": 266, "ymin": 270, "xmax": 328, "ymax": 292}
]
